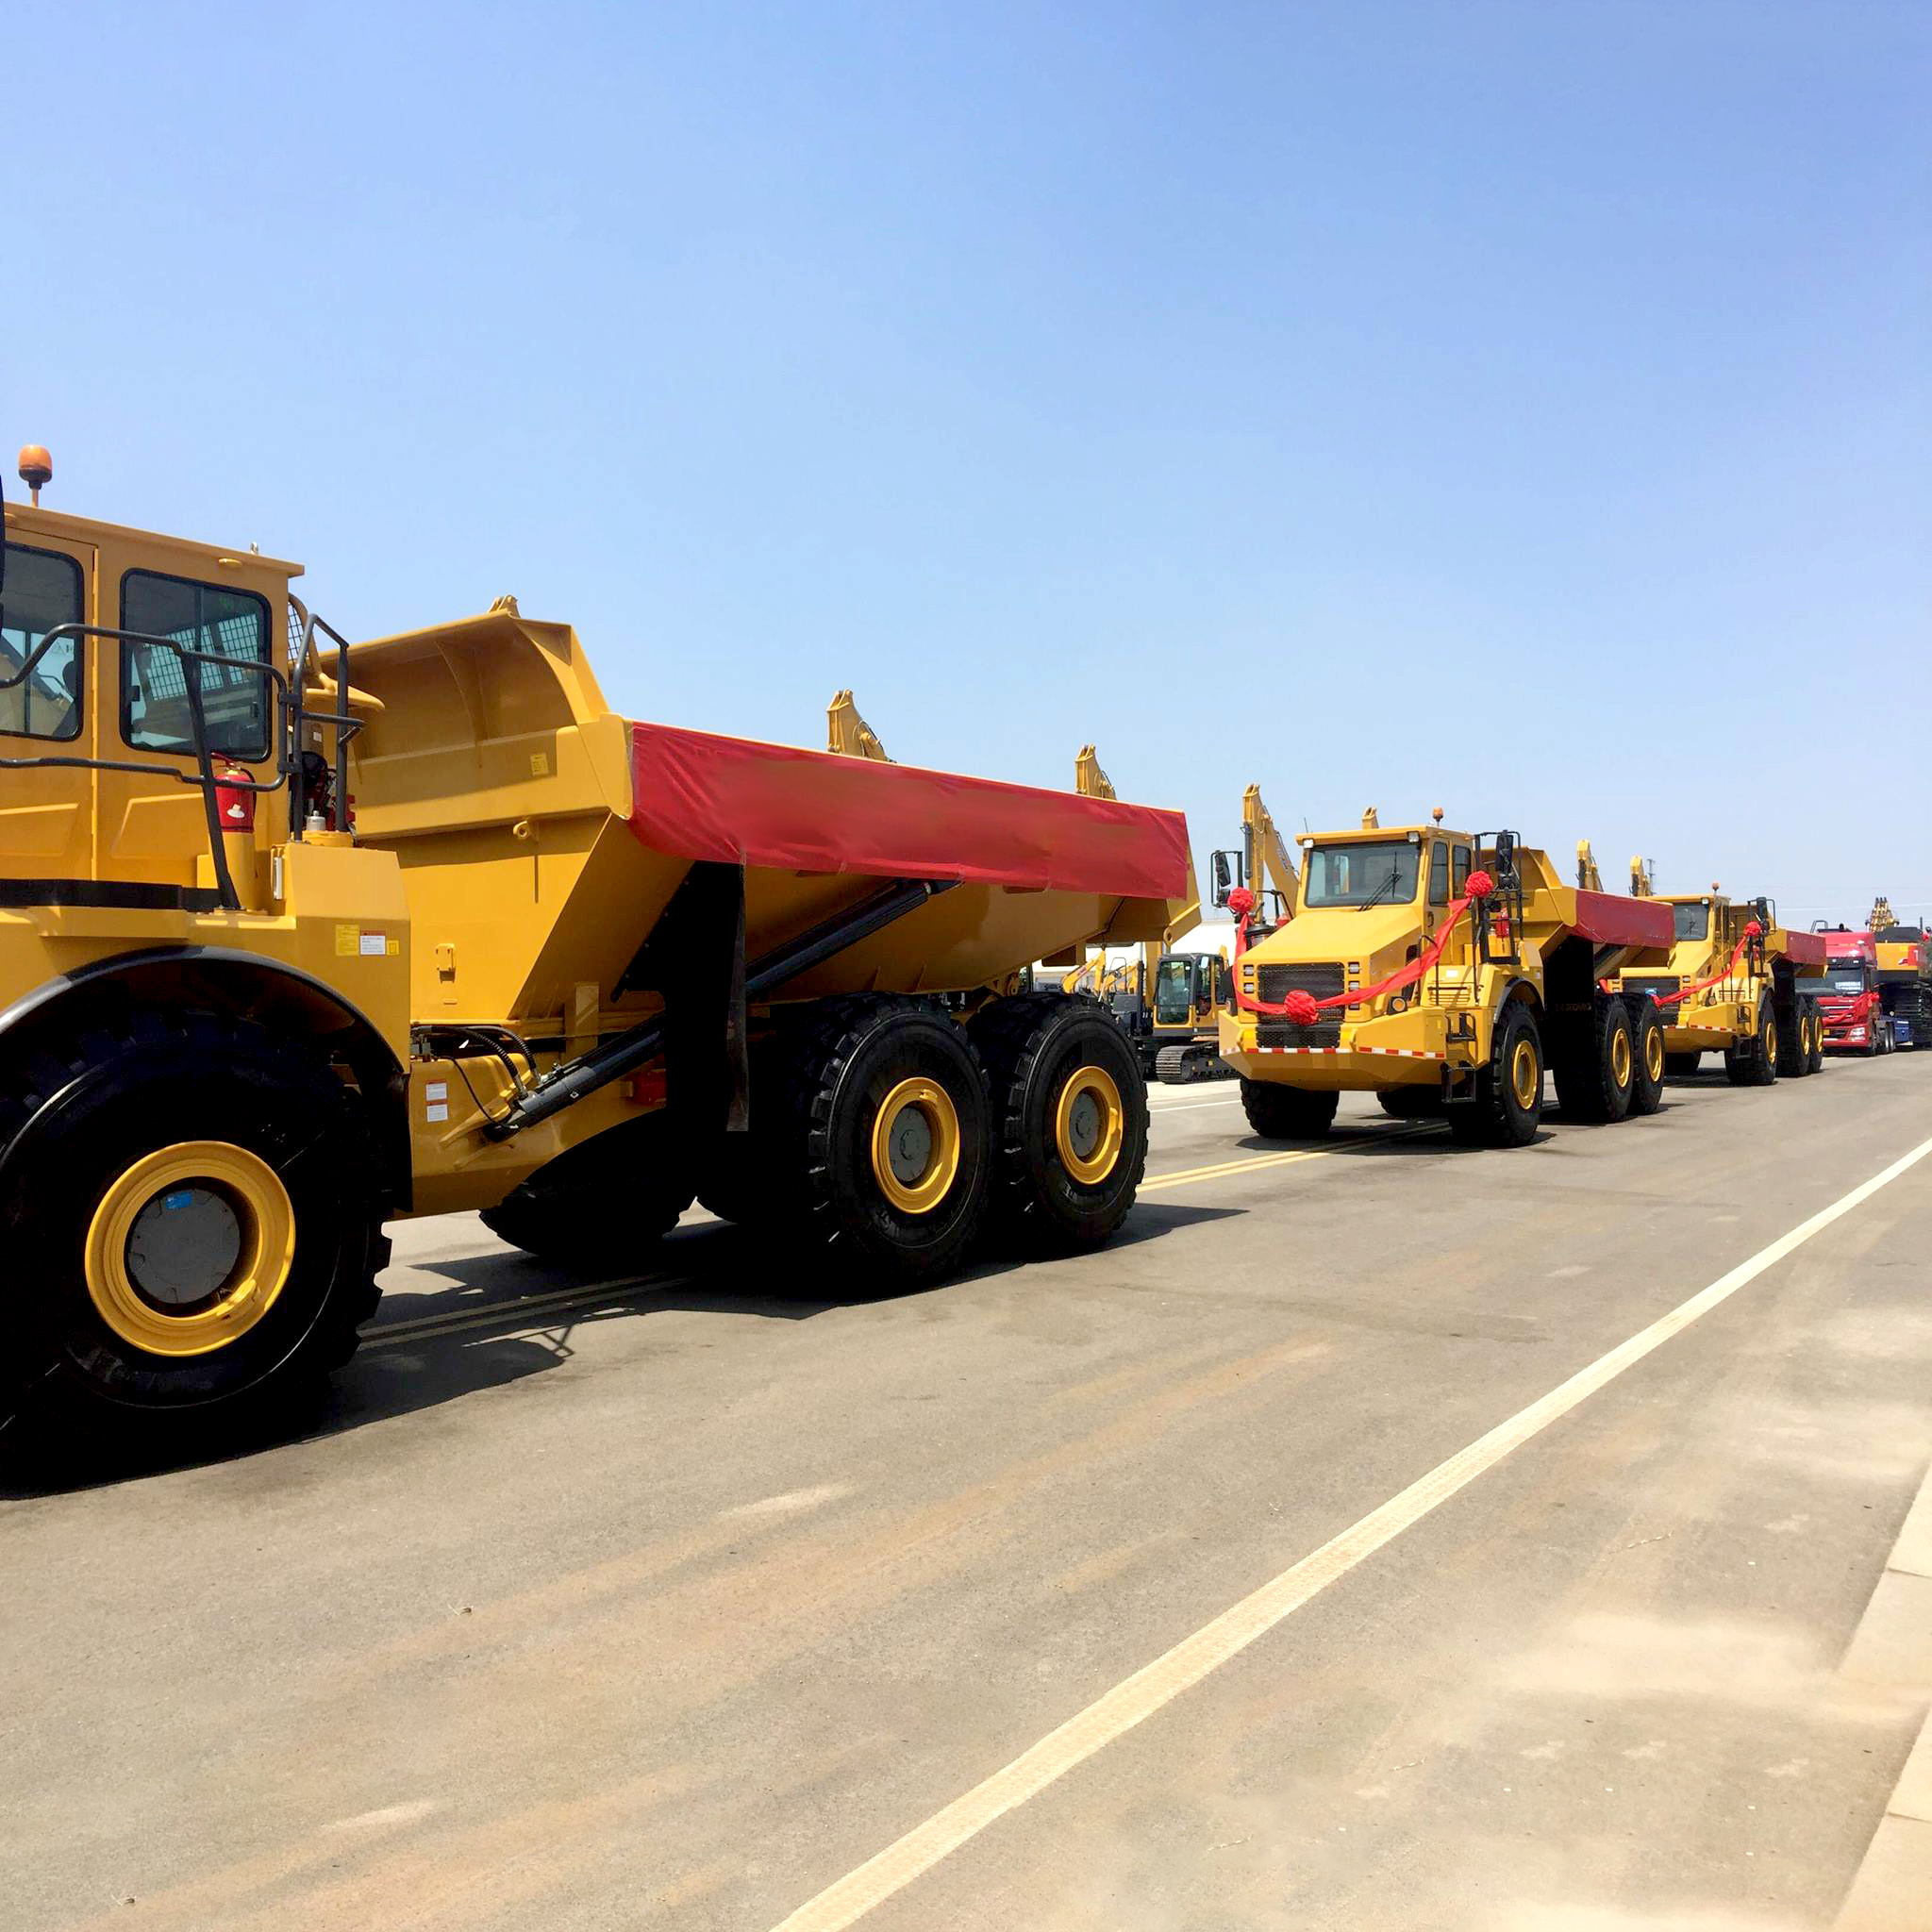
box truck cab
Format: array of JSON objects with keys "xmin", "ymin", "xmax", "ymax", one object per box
[
  {"xmin": 2, "ymin": 493, "xmax": 303, "ymax": 902},
  {"xmin": 1801, "ymin": 929, "xmax": 1896, "ymax": 1056}
]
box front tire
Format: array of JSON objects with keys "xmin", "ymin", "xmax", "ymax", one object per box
[
  {"xmin": 1664, "ymin": 1051, "xmax": 1702, "ymax": 1076},
  {"xmin": 1, "ymin": 1013, "xmax": 386, "ymax": 1440},
  {"xmin": 1726, "ymin": 1002, "xmax": 1778, "ymax": 1087},
  {"xmin": 1806, "ymin": 1009, "xmax": 1824, "ymax": 1074},
  {"xmin": 1450, "ymin": 1000, "xmax": 1543, "ymax": 1147}
]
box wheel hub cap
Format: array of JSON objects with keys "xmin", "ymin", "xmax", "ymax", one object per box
[
  {"xmin": 869, "ymin": 1078, "xmax": 962, "ymax": 1216},
  {"xmin": 84, "ymin": 1141, "xmax": 296, "ymax": 1357},
  {"xmin": 1054, "ymin": 1067, "xmax": 1125, "ymax": 1185},
  {"xmin": 126, "ymin": 1186, "xmax": 243, "ymax": 1305},
  {"xmin": 1510, "ymin": 1040, "xmax": 1539, "ymax": 1109}
]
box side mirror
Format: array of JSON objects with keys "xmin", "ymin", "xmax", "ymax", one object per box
[{"xmin": 1210, "ymin": 849, "xmax": 1235, "ymax": 908}]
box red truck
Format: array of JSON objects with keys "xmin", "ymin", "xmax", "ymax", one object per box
[{"xmin": 1801, "ymin": 927, "xmax": 1902, "ymax": 1056}]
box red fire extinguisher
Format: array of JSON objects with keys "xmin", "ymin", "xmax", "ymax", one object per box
[{"xmin": 214, "ymin": 762, "xmax": 257, "ymax": 832}]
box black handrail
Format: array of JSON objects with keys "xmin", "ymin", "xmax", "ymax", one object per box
[
  {"xmin": 0, "ymin": 620, "xmax": 315, "ymax": 910},
  {"xmin": 287, "ymin": 605, "xmax": 362, "ymax": 839}
]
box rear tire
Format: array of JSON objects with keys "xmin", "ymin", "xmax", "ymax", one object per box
[
  {"xmin": 1240, "ymin": 1079, "xmax": 1339, "ymax": 1141},
  {"xmin": 1775, "ymin": 1003, "xmax": 1807, "ymax": 1078},
  {"xmin": 971, "ymin": 994, "xmax": 1148, "ymax": 1252},
  {"xmin": 774, "ymin": 997, "xmax": 991, "ymax": 1285},
  {"xmin": 1625, "ymin": 998, "xmax": 1666, "ymax": 1116},
  {"xmin": 1664, "ymin": 1052, "xmax": 1701, "ymax": 1076},
  {"xmin": 482, "ymin": 1109, "xmax": 694, "ymax": 1263},
  {"xmin": 1377, "ymin": 1088, "xmax": 1443, "ymax": 1119},
  {"xmin": 1806, "ymin": 1010, "xmax": 1824, "ymax": 1074},
  {"xmin": 1552, "ymin": 993, "xmax": 1635, "ymax": 1124},
  {"xmin": 1, "ymin": 1012, "xmax": 386, "ymax": 1442}
]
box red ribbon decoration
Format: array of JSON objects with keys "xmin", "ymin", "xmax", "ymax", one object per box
[
  {"xmin": 1649, "ymin": 920, "xmax": 1764, "ymax": 1010},
  {"xmin": 1230, "ymin": 871, "xmax": 1497, "ymax": 1023},
  {"xmin": 1817, "ymin": 988, "xmax": 1879, "ymax": 1029}
]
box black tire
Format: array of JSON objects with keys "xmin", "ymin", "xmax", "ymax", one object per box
[
  {"xmin": 482, "ymin": 1108, "xmax": 694, "ymax": 1262},
  {"xmin": 970, "ymin": 993, "xmax": 1148, "ymax": 1252},
  {"xmin": 1625, "ymin": 997, "xmax": 1666, "ymax": 1116},
  {"xmin": 1806, "ymin": 1009, "xmax": 1824, "ymax": 1074},
  {"xmin": 1775, "ymin": 1003, "xmax": 1807, "ymax": 1079},
  {"xmin": 1449, "ymin": 999, "xmax": 1543, "ymax": 1147},
  {"xmin": 1240, "ymin": 1078, "xmax": 1339, "ymax": 1140},
  {"xmin": 1664, "ymin": 1052, "xmax": 1702, "ymax": 1076},
  {"xmin": 1552, "ymin": 993, "xmax": 1635, "ymax": 1124},
  {"xmin": 1377, "ymin": 1087, "xmax": 1444, "ymax": 1119},
  {"xmin": 1728, "ymin": 1000, "xmax": 1778, "ymax": 1087},
  {"xmin": 774, "ymin": 996, "xmax": 991, "ymax": 1284},
  {"xmin": 0, "ymin": 1012, "xmax": 385, "ymax": 1440}
]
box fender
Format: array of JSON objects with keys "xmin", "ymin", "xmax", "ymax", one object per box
[{"xmin": 0, "ymin": 945, "xmax": 411, "ymax": 1209}]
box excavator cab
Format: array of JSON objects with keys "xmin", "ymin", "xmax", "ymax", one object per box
[{"xmin": 1153, "ymin": 951, "xmax": 1229, "ymax": 1030}]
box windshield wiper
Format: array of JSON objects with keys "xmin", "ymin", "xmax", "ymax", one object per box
[{"xmin": 1356, "ymin": 866, "xmax": 1404, "ymax": 913}]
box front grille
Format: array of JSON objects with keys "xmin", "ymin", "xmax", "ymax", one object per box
[
  {"xmin": 1623, "ymin": 975, "xmax": 1681, "ymax": 1000},
  {"xmin": 1256, "ymin": 962, "xmax": 1344, "ymax": 1049}
]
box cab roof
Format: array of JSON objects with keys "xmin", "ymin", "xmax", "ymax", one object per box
[{"xmin": 3, "ymin": 500, "xmax": 304, "ymax": 583}]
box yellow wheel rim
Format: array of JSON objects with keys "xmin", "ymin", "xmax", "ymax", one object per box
[
  {"xmin": 1644, "ymin": 1024, "xmax": 1664, "ymax": 1083},
  {"xmin": 1610, "ymin": 1026, "xmax": 1632, "ymax": 1090},
  {"xmin": 1053, "ymin": 1065, "xmax": 1125, "ymax": 1186},
  {"xmin": 84, "ymin": 1141, "xmax": 295, "ymax": 1358},
  {"xmin": 1509, "ymin": 1037, "xmax": 1540, "ymax": 1110},
  {"xmin": 1766, "ymin": 1023, "xmax": 1777, "ymax": 1070},
  {"xmin": 869, "ymin": 1077, "xmax": 961, "ymax": 1215}
]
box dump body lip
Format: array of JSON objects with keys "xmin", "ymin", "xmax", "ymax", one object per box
[
  {"xmin": 626, "ymin": 721, "xmax": 1191, "ymax": 901},
  {"xmin": 1570, "ymin": 889, "xmax": 1675, "ymax": 951}
]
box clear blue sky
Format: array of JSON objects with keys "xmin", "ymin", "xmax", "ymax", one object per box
[{"xmin": 14, "ymin": 3, "xmax": 1929, "ymax": 924}]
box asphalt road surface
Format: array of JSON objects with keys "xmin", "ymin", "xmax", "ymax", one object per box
[{"xmin": 5, "ymin": 1055, "xmax": 1930, "ymax": 1932}]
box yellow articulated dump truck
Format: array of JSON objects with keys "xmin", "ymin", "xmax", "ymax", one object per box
[
  {"xmin": 1215, "ymin": 811, "xmax": 1674, "ymax": 1145},
  {"xmin": 0, "ymin": 449, "xmax": 1190, "ymax": 1446},
  {"xmin": 1609, "ymin": 886, "xmax": 1827, "ymax": 1084}
]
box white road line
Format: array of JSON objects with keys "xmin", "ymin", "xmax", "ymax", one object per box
[
  {"xmin": 766, "ymin": 1132, "xmax": 1932, "ymax": 1932},
  {"xmin": 1145, "ymin": 1093, "xmax": 1244, "ymax": 1114}
]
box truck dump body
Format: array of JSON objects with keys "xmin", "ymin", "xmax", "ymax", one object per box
[
  {"xmin": 629, "ymin": 722, "xmax": 1187, "ymax": 899},
  {"xmin": 1562, "ymin": 890, "xmax": 1675, "ymax": 953},
  {"xmin": 341, "ymin": 610, "xmax": 1187, "ymax": 1025},
  {"xmin": 626, "ymin": 722, "xmax": 1188, "ymax": 999}
]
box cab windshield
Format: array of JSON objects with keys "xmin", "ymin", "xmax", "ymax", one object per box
[
  {"xmin": 1302, "ymin": 840, "xmax": 1420, "ymax": 909},
  {"xmin": 1672, "ymin": 902, "xmax": 1709, "ymax": 941},
  {"xmin": 1801, "ymin": 969, "xmax": 1871, "ymax": 996},
  {"xmin": 1154, "ymin": 957, "xmax": 1196, "ymax": 1024}
]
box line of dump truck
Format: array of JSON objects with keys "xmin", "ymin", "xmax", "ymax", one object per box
[{"xmin": 0, "ymin": 447, "xmax": 1916, "ymax": 1464}]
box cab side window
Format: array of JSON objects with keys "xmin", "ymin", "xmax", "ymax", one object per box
[
  {"xmin": 0, "ymin": 543, "xmax": 84, "ymax": 741},
  {"xmin": 122, "ymin": 571, "xmax": 273, "ymax": 760},
  {"xmin": 1427, "ymin": 842, "xmax": 1449, "ymax": 905},
  {"xmin": 1452, "ymin": 846, "xmax": 1470, "ymax": 896}
]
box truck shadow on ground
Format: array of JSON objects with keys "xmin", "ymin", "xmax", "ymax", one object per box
[{"xmin": 0, "ymin": 1201, "xmax": 1236, "ymax": 1498}]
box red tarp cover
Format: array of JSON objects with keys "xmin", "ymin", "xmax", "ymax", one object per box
[
  {"xmin": 1780, "ymin": 929, "xmax": 1828, "ymax": 968},
  {"xmin": 627, "ymin": 722, "xmax": 1191, "ymax": 901},
  {"xmin": 1571, "ymin": 891, "xmax": 1676, "ymax": 950}
]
